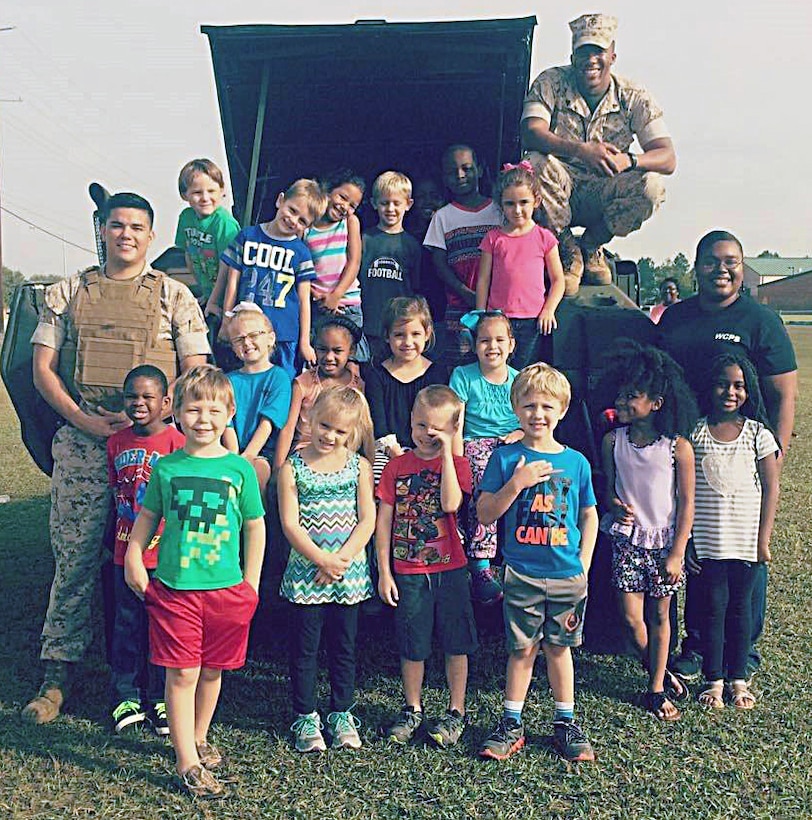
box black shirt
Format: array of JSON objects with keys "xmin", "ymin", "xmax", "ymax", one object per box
[
  {"xmin": 364, "ymin": 360, "xmax": 449, "ymax": 446},
  {"xmin": 657, "ymin": 293, "xmax": 797, "ymax": 395},
  {"xmin": 358, "ymin": 228, "xmax": 422, "ymax": 338}
]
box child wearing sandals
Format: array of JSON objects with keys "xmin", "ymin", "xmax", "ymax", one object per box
[
  {"xmin": 690, "ymin": 353, "xmax": 779, "ymax": 711},
  {"xmin": 449, "ymin": 310, "xmax": 524, "ymax": 604},
  {"xmin": 278, "ymin": 388, "xmax": 376, "ymax": 752},
  {"xmin": 599, "ymin": 341, "xmax": 697, "ymax": 720}
]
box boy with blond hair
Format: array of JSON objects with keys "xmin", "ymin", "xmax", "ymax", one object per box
[
  {"xmin": 359, "ymin": 171, "xmax": 422, "ymax": 358},
  {"xmin": 125, "ymin": 365, "xmax": 265, "ymax": 798},
  {"xmin": 221, "ymin": 179, "xmax": 328, "ymax": 378},
  {"xmin": 376, "ymin": 385, "xmax": 476, "ymax": 748},
  {"xmin": 476, "ymin": 363, "xmax": 598, "ymax": 762}
]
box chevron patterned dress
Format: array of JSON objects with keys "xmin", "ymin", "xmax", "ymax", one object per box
[{"xmin": 279, "ymin": 451, "xmax": 373, "ymax": 605}]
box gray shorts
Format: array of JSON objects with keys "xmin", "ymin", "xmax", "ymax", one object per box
[{"xmin": 503, "ymin": 565, "xmax": 588, "ymax": 651}]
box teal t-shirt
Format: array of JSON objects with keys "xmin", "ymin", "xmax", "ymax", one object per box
[
  {"xmin": 142, "ymin": 449, "xmax": 264, "ymax": 590},
  {"xmin": 450, "ymin": 362, "xmax": 520, "ymax": 439},
  {"xmin": 174, "ymin": 206, "xmax": 240, "ymax": 298}
]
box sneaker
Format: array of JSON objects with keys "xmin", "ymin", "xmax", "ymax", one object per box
[
  {"xmin": 326, "ymin": 710, "xmax": 362, "ymax": 750},
  {"xmin": 196, "ymin": 740, "xmax": 223, "ymax": 770},
  {"xmin": 112, "ymin": 699, "xmax": 146, "ymax": 734},
  {"xmin": 147, "ymin": 701, "xmax": 170, "ymax": 737},
  {"xmin": 471, "ymin": 567, "xmax": 503, "ymax": 605},
  {"xmin": 479, "ymin": 717, "xmax": 525, "ymax": 760},
  {"xmin": 670, "ymin": 650, "xmax": 703, "ymax": 683},
  {"xmin": 427, "ymin": 709, "xmax": 468, "ymax": 748},
  {"xmin": 180, "ymin": 764, "xmax": 226, "ymax": 799},
  {"xmin": 553, "ymin": 719, "xmax": 595, "ymax": 762},
  {"xmin": 386, "ymin": 706, "xmax": 423, "ymax": 744},
  {"xmin": 291, "ymin": 713, "xmax": 327, "ymax": 753}
]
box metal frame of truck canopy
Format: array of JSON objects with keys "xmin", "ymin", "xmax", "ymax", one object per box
[{"xmin": 201, "ymin": 17, "xmax": 536, "ymax": 225}]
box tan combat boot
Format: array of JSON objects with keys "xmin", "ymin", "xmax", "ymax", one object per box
[
  {"xmin": 581, "ymin": 244, "xmax": 613, "ymax": 285},
  {"xmin": 22, "ymin": 662, "xmax": 70, "ymax": 724},
  {"xmin": 558, "ymin": 228, "xmax": 584, "ymax": 297}
]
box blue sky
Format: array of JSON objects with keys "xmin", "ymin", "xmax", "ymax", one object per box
[{"xmin": 1, "ymin": 0, "xmax": 809, "ymax": 276}]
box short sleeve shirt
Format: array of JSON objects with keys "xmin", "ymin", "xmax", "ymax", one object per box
[
  {"xmin": 522, "ymin": 66, "xmax": 670, "ymax": 173},
  {"xmin": 479, "ymin": 225, "xmax": 558, "ymax": 318},
  {"xmin": 691, "ymin": 418, "xmax": 779, "ymax": 562},
  {"xmin": 107, "ymin": 425, "xmax": 186, "ymax": 566},
  {"xmin": 423, "ymin": 201, "xmax": 503, "ymax": 308},
  {"xmin": 449, "ymin": 362, "xmax": 520, "ymax": 439},
  {"xmin": 141, "ymin": 450, "xmax": 265, "ymax": 590},
  {"xmin": 174, "ymin": 206, "xmax": 240, "ymax": 298},
  {"xmin": 479, "ymin": 442, "xmax": 596, "ymax": 579},
  {"xmin": 657, "ymin": 294, "xmax": 797, "ymax": 396},
  {"xmin": 358, "ymin": 228, "xmax": 421, "ymax": 338},
  {"xmin": 227, "ymin": 365, "xmax": 292, "ymax": 452},
  {"xmin": 221, "ymin": 225, "xmax": 316, "ymax": 342},
  {"xmin": 376, "ymin": 450, "xmax": 473, "ymax": 575}
]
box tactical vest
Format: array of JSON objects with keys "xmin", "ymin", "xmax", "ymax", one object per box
[{"xmin": 57, "ymin": 267, "xmax": 178, "ymax": 411}]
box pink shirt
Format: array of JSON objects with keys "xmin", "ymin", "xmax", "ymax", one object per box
[{"xmin": 479, "ymin": 225, "xmax": 557, "ymax": 318}]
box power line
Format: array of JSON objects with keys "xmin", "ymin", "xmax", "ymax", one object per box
[{"xmin": 1, "ymin": 205, "xmax": 95, "ymax": 254}]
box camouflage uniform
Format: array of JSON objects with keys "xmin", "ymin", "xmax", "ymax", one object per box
[
  {"xmin": 522, "ymin": 66, "xmax": 669, "ymax": 237},
  {"xmin": 31, "ymin": 266, "xmax": 209, "ymax": 664}
]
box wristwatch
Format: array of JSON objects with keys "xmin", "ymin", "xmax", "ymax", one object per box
[{"xmin": 626, "ymin": 152, "xmax": 638, "ymax": 171}]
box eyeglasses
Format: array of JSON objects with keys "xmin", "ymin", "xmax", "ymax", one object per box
[
  {"xmin": 698, "ymin": 256, "xmax": 743, "ymax": 272},
  {"xmin": 230, "ymin": 330, "xmax": 266, "ymax": 347}
]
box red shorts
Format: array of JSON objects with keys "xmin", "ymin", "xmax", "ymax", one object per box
[{"xmin": 144, "ymin": 578, "xmax": 259, "ymax": 669}]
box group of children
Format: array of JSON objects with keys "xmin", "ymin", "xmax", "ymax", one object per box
[{"xmin": 101, "ymin": 149, "xmax": 780, "ymax": 798}]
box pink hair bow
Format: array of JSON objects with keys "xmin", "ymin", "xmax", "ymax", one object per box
[{"xmin": 502, "ymin": 159, "xmax": 535, "ymax": 175}]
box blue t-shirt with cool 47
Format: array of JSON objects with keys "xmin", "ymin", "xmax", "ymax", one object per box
[
  {"xmin": 221, "ymin": 224, "xmax": 316, "ymax": 342},
  {"xmin": 479, "ymin": 442, "xmax": 596, "ymax": 579}
]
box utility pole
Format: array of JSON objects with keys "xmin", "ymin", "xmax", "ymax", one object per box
[{"xmin": 0, "ymin": 25, "xmax": 19, "ymax": 334}]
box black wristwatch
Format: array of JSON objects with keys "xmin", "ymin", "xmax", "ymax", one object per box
[{"xmin": 626, "ymin": 152, "xmax": 638, "ymax": 171}]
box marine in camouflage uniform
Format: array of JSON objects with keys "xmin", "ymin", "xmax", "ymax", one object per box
[
  {"xmin": 23, "ymin": 193, "xmax": 210, "ymax": 724},
  {"xmin": 522, "ymin": 14, "xmax": 676, "ymax": 293}
]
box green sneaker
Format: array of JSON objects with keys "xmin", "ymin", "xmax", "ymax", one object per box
[
  {"xmin": 427, "ymin": 709, "xmax": 468, "ymax": 748},
  {"xmin": 479, "ymin": 717, "xmax": 525, "ymax": 760},
  {"xmin": 326, "ymin": 710, "xmax": 362, "ymax": 750},
  {"xmin": 112, "ymin": 699, "xmax": 146, "ymax": 734},
  {"xmin": 386, "ymin": 706, "xmax": 423, "ymax": 744},
  {"xmin": 291, "ymin": 712, "xmax": 326, "ymax": 753}
]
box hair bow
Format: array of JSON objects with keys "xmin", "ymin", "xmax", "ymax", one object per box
[
  {"xmin": 459, "ymin": 309, "xmax": 506, "ymax": 333},
  {"xmin": 224, "ymin": 301, "xmax": 264, "ymax": 319},
  {"xmin": 501, "ymin": 159, "xmax": 535, "ymax": 175}
]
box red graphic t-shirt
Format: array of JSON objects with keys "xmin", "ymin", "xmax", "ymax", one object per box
[
  {"xmin": 106, "ymin": 425, "xmax": 186, "ymax": 566},
  {"xmin": 377, "ymin": 450, "xmax": 472, "ymax": 575}
]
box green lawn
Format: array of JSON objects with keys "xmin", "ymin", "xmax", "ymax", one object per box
[{"xmin": 0, "ymin": 331, "xmax": 810, "ymax": 819}]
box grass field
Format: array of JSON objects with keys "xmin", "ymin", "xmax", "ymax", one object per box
[{"xmin": 1, "ymin": 330, "xmax": 811, "ymax": 819}]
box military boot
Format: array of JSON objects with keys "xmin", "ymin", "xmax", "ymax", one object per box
[
  {"xmin": 22, "ymin": 661, "xmax": 71, "ymax": 725},
  {"xmin": 581, "ymin": 243, "xmax": 613, "ymax": 285},
  {"xmin": 558, "ymin": 228, "xmax": 584, "ymax": 297}
]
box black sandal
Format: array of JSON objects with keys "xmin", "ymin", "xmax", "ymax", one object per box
[
  {"xmin": 664, "ymin": 668, "xmax": 690, "ymax": 702},
  {"xmin": 644, "ymin": 691, "xmax": 681, "ymax": 722}
]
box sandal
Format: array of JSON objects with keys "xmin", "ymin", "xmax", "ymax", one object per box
[
  {"xmin": 730, "ymin": 681, "xmax": 757, "ymax": 710},
  {"xmin": 698, "ymin": 681, "xmax": 725, "ymax": 710},
  {"xmin": 644, "ymin": 690, "xmax": 681, "ymax": 722},
  {"xmin": 664, "ymin": 668, "xmax": 690, "ymax": 702}
]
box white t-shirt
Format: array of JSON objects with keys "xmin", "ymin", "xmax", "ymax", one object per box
[{"xmin": 691, "ymin": 418, "xmax": 778, "ymax": 562}]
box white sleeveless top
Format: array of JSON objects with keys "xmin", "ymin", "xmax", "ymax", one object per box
[{"xmin": 603, "ymin": 427, "xmax": 677, "ymax": 550}]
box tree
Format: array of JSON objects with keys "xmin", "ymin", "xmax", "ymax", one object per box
[
  {"xmin": 757, "ymin": 250, "xmax": 779, "ymax": 258},
  {"xmin": 2, "ymin": 267, "xmax": 26, "ymax": 308},
  {"xmin": 637, "ymin": 253, "xmax": 695, "ymax": 304}
]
